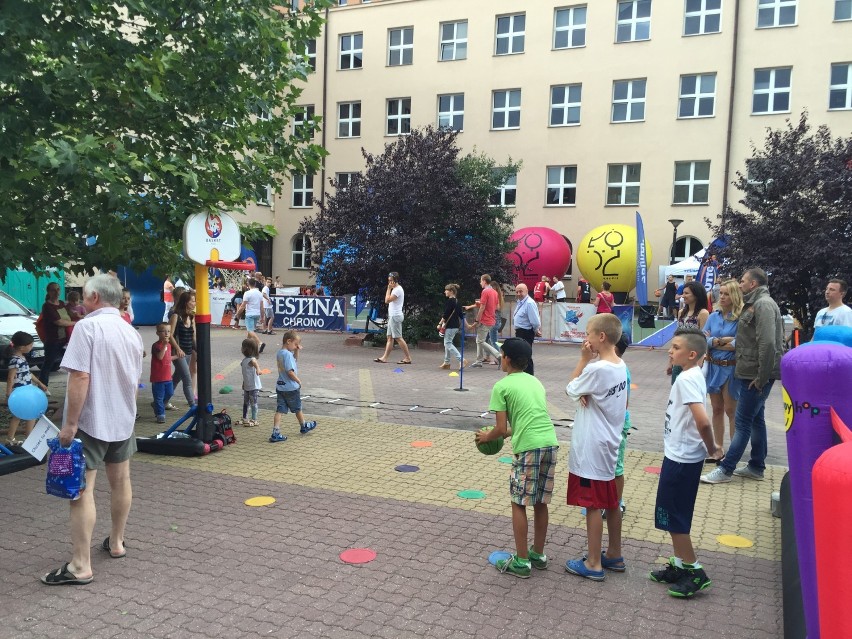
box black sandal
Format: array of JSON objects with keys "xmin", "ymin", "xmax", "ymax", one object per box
[
  {"xmin": 101, "ymin": 536, "xmax": 127, "ymax": 559},
  {"xmin": 41, "ymin": 563, "xmax": 93, "ymax": 586}
]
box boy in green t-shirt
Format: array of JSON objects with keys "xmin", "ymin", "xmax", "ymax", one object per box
[{"xmin": 476, "ymin": 338, "xmax": 560, "ymax": 578}]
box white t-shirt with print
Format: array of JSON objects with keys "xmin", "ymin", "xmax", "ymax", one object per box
[
  {"xmin": 565, "ymin": 359, "xmax": 628, "ymax": 480},
  {"xmin": 551, "ymin": 280, "xmax": 565, "ymax": 300},
  {"xmin": 388, "ymin": 284, "xmax": 404, "ymax": 317},
  {"xmin": 664, "ymin": 365, "xmax": 708, "ymax": 463},
  {"xmin": 243, "ymin": 288, "xmax": 263, "ymax": 316},
  {"xmin": 814, "ymin": 305, "xmax": 852, "ymax": 328}
]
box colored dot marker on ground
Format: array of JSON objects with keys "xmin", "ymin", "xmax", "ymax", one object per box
[
  {"xmin": 214, "ymin": 374, "xmax": 225, "ymax": 380},
  {"xmin": 393, "ymin": 368, "xmax": 404, "ymax": 373},
  {"xmin": 324, "ymin": 363, "xmax": 335, "ymax": 369},
  {"xmin": 261, "ymin": 368, "xmax": 271, "ymax": 374},
  {"xmin": 340, "ymin": 548, "xmax": 377, "ymax": 564},
  {"xmin": 449, "ymin": 372, "xmax": 459, "ymax": 377},
  {"xmin": 644, "ymin": 466, "xmax": 662, "ymax": 474},
  {"xmin": 630, "ymin": 383, "xmax": 638, "ymax": 390},
  {"xmin": 219, "ymin": 386, "xmax": 233, "ymax": 394},
  {"xmin": 717, "ymin": 534, "xmax": 754, "ymax": 548},
  {"xmin": 488, "ymin": 551, "xmax": 512, "ymax": 566},
  {"xmin": 138, "ymin": 383, "xmax": 145, "ymax": 389},
  {"xmin": 244, "ymin": 496, "xmax": 276, "ymax": 507},
  {"xmin": 497, "ymin": 456, "xmax": 513, "ymax": 464},
  {"xmin": 411, "ymin": 441, "xmax": 433, "ymax": 448},
  {"xmin": 457, "ymin": 490, "xmax": 486, "ymax": 500},
  {"xmin": 394, "ymin": 464, "xmax": 420, "ymax": 472}
]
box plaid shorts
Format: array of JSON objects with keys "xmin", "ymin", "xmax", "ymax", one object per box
[{"xmin": 510, "ymin": 446, "xmax": 559, "ymax": 506}]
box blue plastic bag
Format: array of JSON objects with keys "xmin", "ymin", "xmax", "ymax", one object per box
[{"xmin": 46, "ymin": 438, "xmax": 87, "ymax": 500}]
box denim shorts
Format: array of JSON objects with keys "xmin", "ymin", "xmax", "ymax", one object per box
[
  {"xmin": 654, "ymin": 456, "xmax": 704, "ymax": 534},
  {"xmin": 245, "ymin": 315, "xmax": 260, "ymax": 332},
  {"xmin": 276, "ymin": 389, "xmax": 302, "ymax": 414}
]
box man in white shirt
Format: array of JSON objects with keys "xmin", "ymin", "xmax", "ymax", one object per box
[
  {"xmin": 374, "ymin": 272, "xmax": 412, "ymax": 364},
  {"xmin": 550, "ymin": 276, "xmax": 566, "ymax": 302},
  {"xmin": 239, "ymin": 279, "xmax": 265, "ymax": 353},
  {"xmin": 813, "ymin": 279, "xmax": 852, "ymax": 328}
]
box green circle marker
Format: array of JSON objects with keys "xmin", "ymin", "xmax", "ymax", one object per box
[
  {"xmin": 497, "ymin": 456, "xmax": 513, "ymax": 464},
  {"xmin": 457, "ymin": 489, "xmax": 486, "ymax": 500}
]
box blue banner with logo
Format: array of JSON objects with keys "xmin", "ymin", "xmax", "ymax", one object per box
[
  {"xmin": 272, "ymin": 296, "xmax": 347, "ymax": 331},
  {"xmin": 613, "ymin": 304, "xmax": 635, "ymax": 344},
  {"xmin": 635, "ymin": 211, "xmax": 648, "ymax": 306}
]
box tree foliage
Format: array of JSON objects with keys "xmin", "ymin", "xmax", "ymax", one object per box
[
  {"xmin": 710, "ymin": 113, "xmax": 852, "ymax": 330},
  {"xmin": 300, "ymin": 126, "xmax": 518, "ymax": 338},
  {"xmin": 0, "ymin": 0, "xmax": 329, "ymax": 277}
]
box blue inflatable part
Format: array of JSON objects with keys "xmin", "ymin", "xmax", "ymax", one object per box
[
  {"xmin": 8, "ymin": 385, "xmax": 48, "ymax": 420},
  {"xmin": 813, "ymin": 325, "xmax": 852, "ymax": 348}
]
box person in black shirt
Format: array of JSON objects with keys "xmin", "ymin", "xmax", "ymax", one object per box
[{"xmin": 437, "ymin": 283, "xmax": 466, "ymax": 370}]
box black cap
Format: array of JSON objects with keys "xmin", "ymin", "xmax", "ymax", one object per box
[{"xmin": 500, "ymin": 337, "xmax": 532, "ymax": 362}]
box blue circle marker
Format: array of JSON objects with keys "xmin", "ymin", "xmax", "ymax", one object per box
[
  {"xmin": 488, "ymin": 551, "xmax": 512, "ymax": 566},
  {"xmin": 394, "ymin": 464, "xmax": 419, "ymax": 472}
]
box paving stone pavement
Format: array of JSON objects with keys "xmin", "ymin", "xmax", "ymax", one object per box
[{"xmin": 1, "ymin": 328, "xmax": 785, "ymax": 638}]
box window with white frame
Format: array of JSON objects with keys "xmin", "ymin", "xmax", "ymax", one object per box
[
  {"xmin": 673, "ymin": 236, "xmax": 704, "ymax": 262},
  {"xmin": 256, "ymin": 185, "xmax": 272, "ymax": 206},
  {"xmin": 293, "ymin": 105, "xmax": 315, "ymax": 140},
  {"xmin": 836, "ymin": 0, "xmax": 852, "ymax": 21},
  {"xmin": 554, "ymin": 6, "xmax": 587, "ymax": 49},
  {"xmin": 490, "ymin": 172, "xmax": 517, "ymax": 207},
  {"xmin": 757, "ymin": 0, "xmax": 797, "ymax": 28},
  {"xmin": 678, "ymin": 73, "xmax": 716, "ymax": 118},
  {"xmin": 550, "ymin": 84, "xmax": 582, "ymax": 126},
  {"xmin": 745, "ymin": 158, "xmax": 772, "ymax": 186},
  {"xmin": 683, "ymin": 0, "xmax": 721, "ymax": 35},
  {"xmin": 546, "ymin": 166, "xmax": 578, "ymax": 206},
  {"xmin": 439, "ymin": 20, "xmax": 467, "ymax": 61},
  {"xmin": 388, "ymin": 27, "xmax": 413, "ymax": 66},
  {"xmin": 339, "ymin": 33, "xmax": 363, "ymax": 70},
  {"xmin": 336, "ymin": 172, "xmax": 357, "ymax": 191},
  {"xmin": 752, "ymin": 67, "xmax": 791, "ymax": 114},
  {"xmin": 337, "ymin": 101, "xmax": 361, "ymax": 137},
  {"xmin": 492, "ymin": 89, "xmax": 521, "ymax": 129},
  {"xmin": 437, "ymin": 94, "xmax": 464, "ymax": 131},
  {"xmin": 386, "ymin": 98, "xmax": 411, "ymax": 135},
  {"xmin": 606, "ymin": 163, "xmax": 641, "ymax": 205},
  {"xmin": 829, "ymin": 63, "xmax": 852, "ymax": 110},
  {"xmin": 305, "ymin": 39, "xmax": 317, "ymax": 71},
  {"xmin": 292, "ymin": 174, "xmax": 313, "ymax": 208},
  {"xmin": 612, "ymin": 79, "xmax": 646, "ymax": 122},
  {"xmin": 673, "ymin": 161, "xmax": 710, "ymax": 204},
  {"xmin": 338, "ymin": 0, "xmax": 347, "ymax": 5},
  {"xmin": 291, "ymin": 234, "xmax": 311, "ymax": 269},
  {"xmin": 495, "ymin": 13, "xmax": 525, "ymax": 55},
  {"xmin": 616, "ymin": 0, "xmax": 652, "ymax": 42}
]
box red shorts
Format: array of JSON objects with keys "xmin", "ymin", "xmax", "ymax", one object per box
[{"xmin": 567, "ymin": 473, "xmax": 619, "ymax": 510}]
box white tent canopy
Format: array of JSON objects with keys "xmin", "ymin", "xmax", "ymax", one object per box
[{"xmin": 658, "ymin": 255, "xmax": 701, "ymax": 284}]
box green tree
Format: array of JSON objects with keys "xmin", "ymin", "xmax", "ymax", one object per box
[
  {"xmin": 711, "ymin": 113, "xmax": 852, "ymax": 331},
  {"xmin": 300, "ymin": 126, "xmax": 519, "ymax": 341},
  {"xmin": 0, "ymin": 0, "xmax": 329, "ymax": 276}
]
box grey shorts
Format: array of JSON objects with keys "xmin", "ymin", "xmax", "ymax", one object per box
[
  {"xmin": 388, "ymin": 315, "xmax": 404, "ymax": 339},
  {"xmin": 276, "ymin": 389, "xmax": 302, "ymax": 414},
  {"xmin": 76, "ymin": 429, "xmax": 137, "ymax": 471},
  {"xmin": 264, "ymin": 307, "xmax": 274, "ymax": 319}
]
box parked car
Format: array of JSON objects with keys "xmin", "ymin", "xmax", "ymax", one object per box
[{"xmin": 0, "ymin": 290, "xmax": 45, "ymax": 375}]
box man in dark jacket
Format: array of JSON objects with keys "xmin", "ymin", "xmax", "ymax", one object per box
[{"xmin": 702, "ymin": 267, "xmax": 783, "ymax": 484}]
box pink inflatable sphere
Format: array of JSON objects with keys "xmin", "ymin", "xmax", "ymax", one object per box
[{"xmin": 507, "ymin": 227, "xmax": 572, "ymax": 290}]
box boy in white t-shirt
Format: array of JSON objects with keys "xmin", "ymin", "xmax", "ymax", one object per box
[
  {"xmin": 650, "ymin": 327, "xmax": 723, "ymax": 598},
  {"xmin": 564, "ymin": 313, "xmax": 628, "ymax": 581}
]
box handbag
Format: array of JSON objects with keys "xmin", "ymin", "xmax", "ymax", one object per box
[
  {"xmin": 439, "ymin": 304, "xmax": 458, "ymax": 337},
  {"xmin": 45, "ymin": 438, "xmax": 87, "ymax": 500}
]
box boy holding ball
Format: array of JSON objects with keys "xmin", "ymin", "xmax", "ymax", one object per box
[{"xmin": 475, "ymin": 338, "xmax": 559, "ymax": 578}]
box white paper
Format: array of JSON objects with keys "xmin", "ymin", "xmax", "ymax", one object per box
[{"xmin": 22, "ymin": 415, "xmax": 60, "ymax": 461}]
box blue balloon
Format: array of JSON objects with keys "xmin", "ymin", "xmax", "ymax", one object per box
[{"xmin": 8, "ymin": 385, "xmax": 48, "ymax": 421}]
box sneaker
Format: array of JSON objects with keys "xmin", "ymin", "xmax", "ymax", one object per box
[
  {"xmin": 439, "ymin": 362, "xmax": 450, "ymax": 370},
  {"xmin": 667, "ymin": 566, "xmax": 711, "ymax": 598},
  {"xmin": 470, "ymin": 361, "xmax": 483, "ymax": 368},
  {"xmin": 269, "ymin": 432, "xmax": 287, "ymax": 443},
  {"xmin": 300, "ymin": 420, "xmax": 317, "ymax": 434},
  {"xmin": 700, "ymin": 467, "xmax": 733, "ymax": 484},
  {"xmin": 247, "ymin": 420, "xmax": 259, "ymax": 428},
  {"xmin": 528, "ymin": 547, "xmax": 548, "ymax": 570},
  {"xmin": 459, "ymin": 359, "xmax": 468, "ymax": 370},
  {"xmin": 732, "ymin": 465, "xmax": 765, "ymax": 481},
  {"xmin": 649, "ymin": 558, "xmax": 687, "ymax": 584},
  {"xmin": 495, "ymin": 554, "xmax": 531, "ymax": 579},
  {"xmin": 156, "ymin": 416, "xmax": 166, "ymax": 424}
]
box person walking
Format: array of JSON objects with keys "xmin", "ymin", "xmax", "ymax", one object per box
[
  {"xmin": 374, "ymin": 272, "xmax": 412, "ymax": 365},
  {"xmin": 162, "ymin": 275, "xmax": 175, "ymax": 322},
  {"xmin": 40, "ymin": 274, "xmax": 143, "ymax": 585},
  {"xmin": 512, "ymin": 283, "xmax": 541, "ymax": 375},
  {"xmin": 469, "ymin": 274, "xmax": 502, "ymax": 368},
  {"xmin": 701, "ymin": 268, "xmax": 783, "ymax": 484},
  {"xmin": 168, "ymin": 291, "xmax": 197, "ymax": 408},
  {"xmin": 437, "ymin": 283, "xmax": 466, "ymax": 370},
  {"xmin": 813, "ymin": 278, "xmax": 852, "ymax": 328}
]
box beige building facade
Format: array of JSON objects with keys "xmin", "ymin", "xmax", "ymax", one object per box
[{"xmin": 246, "ymin": 0, "xmax": 852, "ymax": 294}]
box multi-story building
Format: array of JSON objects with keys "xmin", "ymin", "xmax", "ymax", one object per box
[{"xmin": 245, "ymin": 0, "xmax": 852, "ymax": 294}]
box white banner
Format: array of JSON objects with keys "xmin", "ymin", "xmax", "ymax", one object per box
[
  {"xmin": 209, "ymin": 289, "xmax": 233, "ymax": 325},
  {"xmin": 552, "ymin": 303, "xmax": 597, "ymax": 343}
]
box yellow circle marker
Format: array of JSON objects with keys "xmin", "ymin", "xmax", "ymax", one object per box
[
  {"xmin": 716, "ymin": 534, "xmax": 753, "ymax": 548},
  {"xmin": 244, "ymin": 496, "xmax": 276, "ymax": 507},
  {"xmin": 782, "ymin": 386, "xmax": 793, "ymax": 431}
]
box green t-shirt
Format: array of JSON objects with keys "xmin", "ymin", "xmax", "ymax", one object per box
[{"xmin": 489, "ymin": 372, "xmax": 558, "ymax": 454}]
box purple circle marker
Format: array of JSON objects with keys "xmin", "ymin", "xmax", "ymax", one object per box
[{"xmin": 394, "ymin": 464, "xmax": 419, "ymax": 472}]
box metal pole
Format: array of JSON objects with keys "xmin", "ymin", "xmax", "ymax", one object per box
[
  {"xmin": 455, "ymin": 316, "xmax": 468, "ymax": 392},
  {"xmin": 193, "ymin": 263, "xmax": 214, "ymax": 441}
]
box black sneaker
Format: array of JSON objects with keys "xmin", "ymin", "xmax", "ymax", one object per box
[
  {"xmin": 667, "ymin": 566, "xmax": 711, "ymax": 598},
  {"xmin": 649, "ymin": 557, "xmax": 686, "ymax": 584}
]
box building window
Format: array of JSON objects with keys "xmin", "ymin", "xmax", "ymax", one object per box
[
  {"xmin": 678, "ymin": 73, "xmax": 716, "ymax": 118},
  {"xmin": 684, "ymin": 0, "xmax": 721, "ymax": 35},
  {"xmin": 305, "ymin": 39, "xmax": 317, "ymax": 71},
  {"xmin": 336, "ymin": 172, "xmax": 357, "ymax": 191},
  {"xmin": 829, "ymin": 63, "xmax": 852, "ymax": 110},
  {"xmin": 440, "ymin": 20, "xmax": 467, "ymax": 61},
  {"xmin": 616, "ymin": 0, "xmax": 652, "ymax": 42},
  {"xmin": 386, "ymin": 98, "xmax": 411, "ymax": 135},
  {"xmin": 612, "ymin": 79, "xmax": 646, "ymax": 122},
  {"xmin": 757, "ymin": 0, "xmax": 797, "ymax": 28},
  {"xmin": 340, "ymin": 33, "xmax": 363, "ymax": 70},
  {"xmin": 496, "ymin": 13, "xmax": 525, "ymax": 55},
  {"xmin": 752, "ymin": 67, "xmax": 791, "ymax": 114},
  {"xmin": 673, "ymin": 236, "xmax": 704, "ymax": 262},
  {"xmin": 293, "ymin": 105, "xmax": 315, "ymax": 140},
  {"xmin": 291, "ymin": 234, "xmax": 311, "ymax": 269},
  {"xmin": 256, "ymin": 185, "xmax": 272, "ymax": 206},
  {"xmin": 836, "ymin": 0, "xmax": 852, "ymax": 21},
  {"xmin": 437, "ymin": 93, "xmax": 464, "ymax": 131},
  {"xmin": 388, "ymin": 27, "xmax": 413, "ymax": 66},
  {"xmin": 606, "ymin": 163, "xmax": 641, "ymax": 205},
  {"xmin": 550, "ymin": 84, "xmax": 582, "ymax": 126},
  {"xmin": 673, "ymin": 161, "xmax": 710, "ymax": 204},
  {"xmin": 546, "ymin": 166, "xmax": 578, "ymax": 206},
  {"xmin": 337, "ymin": 101, "xmax": 361, "ymax": 138},
  {"xmin": 292, "ymin": 174, "xmax": 313, "ymax": 208},
  {"xmin": 338, "ymin": 0, "xmax": 347, "ymax": 5},
  {"xmin": 554, "ymin": 6, "xmax": 587, "ymax": 49},
  {"xmin": 492, "ymin": 90, "xmax": 521, "ymax": 130},
  {"xmin": 490, "ymin": 172, "xmax": 517, "ymax": 207}
]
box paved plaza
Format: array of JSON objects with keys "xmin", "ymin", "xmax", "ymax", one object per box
[{"xmin": 1, "ymin": 328, "xmax": 786, "ymax": 638}]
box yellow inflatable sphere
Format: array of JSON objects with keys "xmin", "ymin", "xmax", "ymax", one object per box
[{"xmin": 576, "ymin": 224, "xmax": 653, "ymax": 293}]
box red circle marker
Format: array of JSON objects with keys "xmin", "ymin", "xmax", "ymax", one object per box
[
  {"xmin": 214, "ymin": 374, "xmax": 225, "ymax": 380},
  {"xmin": 339, "ymin": 548, "xmax": 376, "ymax": 564},
  {"xmin": 411, "ymin": 441, "xmax": 433, "ymax": 448},
  {"xmin": 644, "ymin": 466, "xmax": 662, "ymax": 474}
]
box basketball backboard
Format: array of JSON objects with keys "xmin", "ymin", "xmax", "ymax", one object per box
[{"xmin": 183, "ymin": 211, "xmax": 241, "ymax": 265}]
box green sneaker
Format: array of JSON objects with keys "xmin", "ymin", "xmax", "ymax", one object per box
[
  {"xmin": 495, "ymin": 554, "xmax": 531, "ymax": 579},
  {"xmin": 667, "ymin": 566, "xmax": 711, "ymax": 598},
  {"xmin": 528, "ymin": 547, "xmax": 548, "ymax": 570}
]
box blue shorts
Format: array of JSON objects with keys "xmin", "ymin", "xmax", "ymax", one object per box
[
  {"xmin": 654, "ymin": 456, "xmax": 704, "ymax": 534},
  {"xmin": 276, "ymin": 389, "xmax": 302, "ymax": 414},
  {"xmin": 245, "ymin": 315, "xmax": 261, "ymax": 332}
]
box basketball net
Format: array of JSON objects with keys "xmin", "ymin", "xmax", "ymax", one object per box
[{"xmin": 211, "ymin": 266, "xmax": 249, "ymax": 293}]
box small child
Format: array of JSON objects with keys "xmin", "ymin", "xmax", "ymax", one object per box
[
  {"xmin": 475, "ymin": 338, "xmax": 559, "ymax": 578},
  {"xmin": 650, "ymin": 327, "xmax": 722, "ymax": 598},
  {"xmin": 150, "ymin": 323, "xmax": 176, "ymax": 423},
  {"xmin": 239, "ymin": 338, "xmax": 263, "ymax": 427},
  {"xmin": 270, "ymin": 331, "xmax": 316, "ymax": 443},
  {"xmin": 5, "ymin": 332, "xmax": 49, "ymax": 444},
  {"xmin": 119, "ymin": 288, "xmax": 132, "ymax": 324},
  {"xmin": 564, "ymin": 313, "xmax": 628, "ymax": 581}
]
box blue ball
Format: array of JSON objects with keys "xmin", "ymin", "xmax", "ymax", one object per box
[{"xmin": 8, "ymin": 385, "xmax": 48, "ymax": 421}]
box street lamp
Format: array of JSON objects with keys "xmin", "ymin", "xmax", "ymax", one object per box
[{"xmin": 668, "ymin": 219, "xmax": 683, "ymax": 265}]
